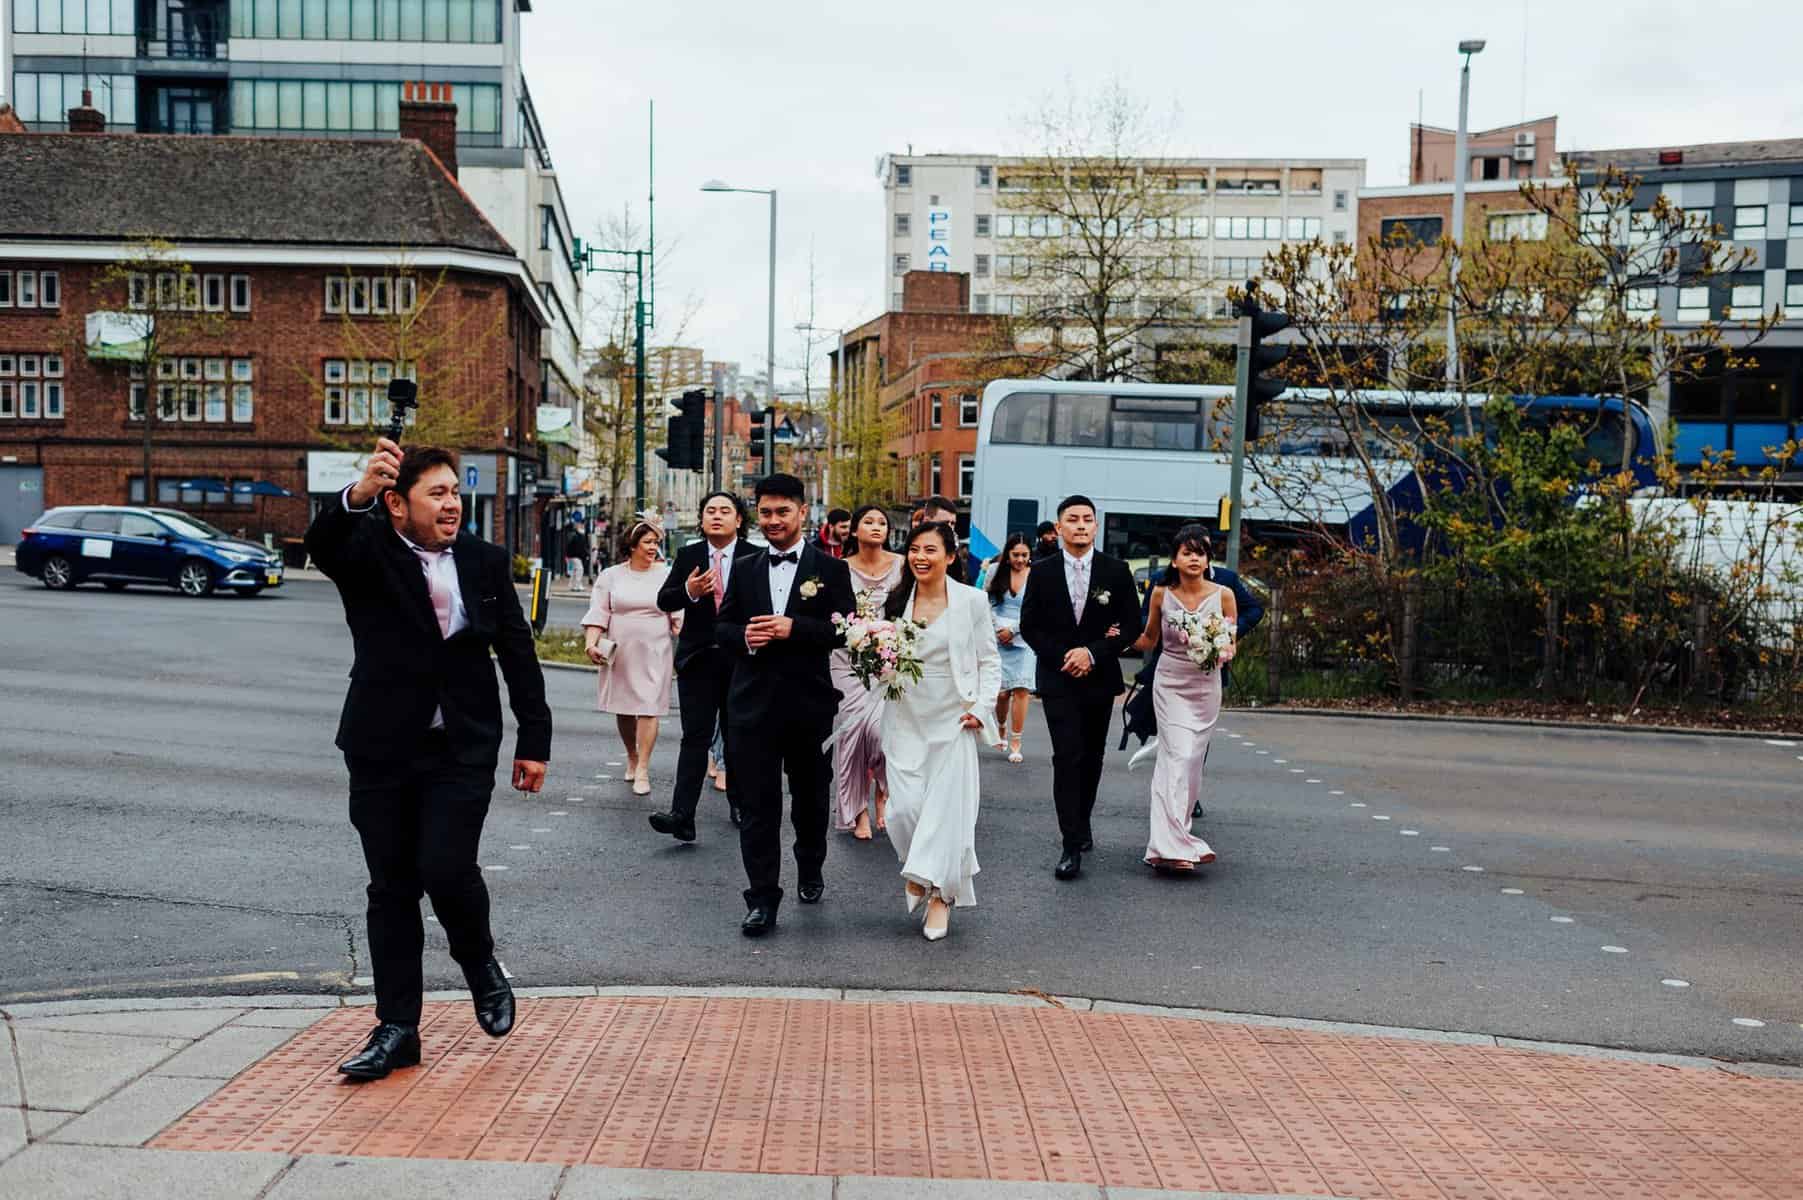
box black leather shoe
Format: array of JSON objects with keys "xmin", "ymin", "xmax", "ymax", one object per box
[
  {"xmin": 338, "ymin": 1022, "xmax": 420, "ymax": 1081},
  {"xmin": 1055, "ymin": 852, "xmax": 1083, "ymax": 881},
  {"xmin": 742, "ymin": 905, "xmax": 777, "ymax": 937},
  {"xmin": 464, "ymin": 957, "xmax": 514, "ymax": 1038},
  {"xmin": 798, "ymin": 880, "xmax": 825, "ymax": 904},
  {"xmin": 1192, "ymin": 803, "xmax": 1205, "ymax": 820},
  {"xmin": 648, "ymin": 811, "xmax": 697, "ymax": 842},
  {"xmin": 729, "ymin": 804, "xmax": 743, "ymax": 827}
]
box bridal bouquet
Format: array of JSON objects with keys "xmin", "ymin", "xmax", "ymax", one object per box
[
  {"xmin": 1176, "ymin": 610, "xmax": 1235, "ymax": 672},
  {"xmin": 834, "ymin": 600, "xmax": 926, "ymax": 699}
]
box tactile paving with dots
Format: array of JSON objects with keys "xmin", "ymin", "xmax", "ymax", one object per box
[{"xmin": 151, "ymin": 996, "xmax": 1803, "ymax": 1195}]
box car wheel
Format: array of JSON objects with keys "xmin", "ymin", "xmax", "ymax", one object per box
[
  {"xmin": 176, "ymin": 559, "xmax": 215, "ymax": 597},
  {"xmin": 103, "ymin": 581, "xmax": 129, "ymax": 592},
  {"xmin": 40, "ymin": 555, "xmax": 76, "ymax": 590}
]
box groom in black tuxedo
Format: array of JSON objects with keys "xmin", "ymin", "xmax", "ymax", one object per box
[
  {"xmin": 715, "ymin": 474, "xmax": 857, "ymax": 936},
  {"xmin": 1018, "ymin": 494, "xmax": 1140, "ymax": 881}
]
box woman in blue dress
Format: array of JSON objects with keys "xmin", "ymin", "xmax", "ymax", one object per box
[{"xmin": 987, "ymin": 533, "xmax": 1037, "ymax": 764}]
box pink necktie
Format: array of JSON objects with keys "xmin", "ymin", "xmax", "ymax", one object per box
[
  {"xmin": 419, "ymin": 550, "xmax": 452, "ymax": 637},
  {"xmin": 712, "ymin": 547, "xmax": 726, "ymax": 610},
  {"xmin": 1071, "ymin": 559, "xmax": 1088, "ymax": 623}
]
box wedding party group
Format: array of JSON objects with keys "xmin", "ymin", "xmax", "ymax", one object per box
[{"xmin": 304, "ymin": 435, "xmax": 1255, "ymax": 1080}]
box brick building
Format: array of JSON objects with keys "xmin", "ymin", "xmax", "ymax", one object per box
[
  {"xmin": 1409, "ymin": 116, "xmax": 1558, "ymax": 185},
  {"xmin": 831, "ymin": 271, "xmax": 1004, "ymax": 525},
  {"xmin": 0, "ymin": 99, "xmax": 552, "ymax": 549}
]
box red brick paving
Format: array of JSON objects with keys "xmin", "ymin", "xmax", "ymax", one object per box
[{"xmin": 152, "ymin": 996, "xmax": 1803, "ymax": 1197}]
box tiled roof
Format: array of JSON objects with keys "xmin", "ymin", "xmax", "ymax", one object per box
[{"xmin": 0, "ymin": 133, "xmax": 514, "ymax": 255}]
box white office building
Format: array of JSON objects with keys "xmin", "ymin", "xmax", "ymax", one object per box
[{"xmin": 877, "ymin": 152, "xmax": 1366, "ymax": 316}]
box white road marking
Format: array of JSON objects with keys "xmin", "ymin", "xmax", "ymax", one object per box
[
  {"xmin": 1400, "ymin": 830, "xmax": 1420, "ymax": 836},
  {"xmin": 1601, "ymin": 945, "xmax": 1628, "ymax": 954},
  {"xmin": 607, "ymin": 760, "xmax": 623, "ymax": 766},
  {"xmin": 1430, "ymin": 846, "xmax": 1451, "ymax": 852},
  {"xmin": 509, "ymin": 844, "xmax": 531, "ymax": 851},
  {"xmin": 1289, "ymin": 768, "xmax": 1305, "ymax": 774},
  {"xmin": 1257, "ymin": 750, "xmax": 1270, "ymax": 755},
  {"xmin": 1500, "ymin": 888, "xmax": 1524, "ymax": 895},
  {"xmin": 1329, "ymin": 790, "xmax": 1345, "ymax": 796},
  {"xmin": 1762, "ymin": 739, "xmax": 1795, "ymax": 747},
  {"xmin": 1306, "ymin": 778, "xmax": 1322, "ymax": 784},
  {"xmin": 1732, "ymin": 1017, "xmax": 1766, "ymax": 1027},
  {"xmin": 1661, "ymin": 979, "xmax": 1690, "ymax": 988},
  {"xmin": 1349, "ymin": 802, "xmax": 1367, "ymax": 808},
  {"xmin": 1372, "ymin": 815, "xmax": 1391, "ymax": 821},
  {"xmin": 565, "ymin": 796, "xmax": 585, "ymax": 803},
  {"xmin": 1461, "ymin": 865, "xmax": 1485, "ymax": 872},
  {"xmin": 482, "ymin": 864, "xmax": 508, "ymax": 871},
  {"xmin": 1550, "ymin": 916, "xmax": 1575, "ymax": 923},
  {"xmin": 549, "ymin": 811, "xmax": 568, "ymax": 817},
  {"xmin": 1274, "ymin": 758, "xmax": 1288, "ymax": 764},
  {"xmin": 532, "ymin": 827, "xmax": 552, "ymax": 833}
]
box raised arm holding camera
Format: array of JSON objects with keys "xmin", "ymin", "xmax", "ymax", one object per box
[{"xmin": 305, "ymin": 433, "xmax": 552, "ymax": 1082}]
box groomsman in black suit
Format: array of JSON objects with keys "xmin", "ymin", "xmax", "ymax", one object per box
[
  {"xmin": 648, "ymin": 491, "xmax": 761, "ymax": 841},
  {"xmin": 1018, "ymin": 495, "xmax": 1141, "ymax": 881},
  {"xmin": 715, "ymin": 474, "xmax": 857, "ymax": 937},
  {"xmin": 305, "ymin": 438, "xmax": 551, "ymax": 1080}
]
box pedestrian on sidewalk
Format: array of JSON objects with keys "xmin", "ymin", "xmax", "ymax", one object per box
[
  {"xmin": 646, "ymin": 491, "xmax": 758, "ymax": 842},
  {"xmin": 987, "ymin": 532, "xmax": 1037, "ymax": 764},
  {"xmin": 563, "ymin": 525, "xmax": 590, "ymax": 590},
  {"xmin": 583, "ymin": 519, "xmax": 679, "ymax": 798},
  {"xmin": 879, "ymin": 521, "xmax": 1000, "ymax": 941},
  {"xmin": 831, "ymin": 505, "xmax": 904, "ymax": 840},
  {"xmin": 304, "ymin": 437, "xmax": 551, "ymax": 1082},
  {"xmin": 1129, "ymin": 525, "xmax": 1234, "ymax": 873}
]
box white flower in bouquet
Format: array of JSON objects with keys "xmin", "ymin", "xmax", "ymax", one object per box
[{"xmin": 1177, "ymin": 610, "xmax": 1234, "ymax": 672}]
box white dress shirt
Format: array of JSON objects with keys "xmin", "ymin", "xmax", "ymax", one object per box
[{"xmin": 765, "ymin": 538, "xmax": 803, "ymax": 614}]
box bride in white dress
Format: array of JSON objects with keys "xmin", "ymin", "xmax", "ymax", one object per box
[{"xmin": 880, "ymin": 522, "xmax": 1000, "ymax": 941}]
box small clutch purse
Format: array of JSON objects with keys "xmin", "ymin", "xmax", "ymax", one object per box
[{"xmin": 592, "ymin": 637, "xmax": 618, "ymax": 665}]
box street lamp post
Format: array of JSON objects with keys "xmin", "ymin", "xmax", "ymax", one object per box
[
  {"xmin": 1447, "ymin": 38, "xmax": 1485, "ymax": 390},
  {"xmin": 701, "ymin": 179, "xmax": 778, "ymax": 429}
]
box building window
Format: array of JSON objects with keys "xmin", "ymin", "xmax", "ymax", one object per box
[
  {"xmin": 203, "ymin": 274, "xmax": 226, "ymax": 311},
  {"xmin": 894, "ymin": 163, "xmax": 911, "ymax": 187},
  {"xmin": 929, "ymin": 393, "xmax": 943, "ymax": 429},
  {"xmin": 957, "ymin": 454, "xmax": 975, "ymax": 499},
  {"xmin": 1380, "ymin": 216, "xmax": 1444, "ymax": 244},
  {"xmin": 929, "ymin": 455, "xmax": 942, "ymax": 496},
  {"xmin": 16, "ymin": 272, "xmax": 37, "ymax": 308},
  {"xmin": 1732, "ymin": 205, "xmax": 1766, "ymax": 241},
  {"xmin": 893, "ymin": 254, "xmax": 911, "ymax": 276},
  {"xmin": 324, "ymin": 387, "xmax": 346, "ymax": 424},
  {"xmin": 204, "ymin": 382, "xmax": 228, "ymax": 422},
  {"xmin": 1729, "ymin": 280, "xmax": 1764, "ymax": 319},
  {"xmin": 371, "ymin": 277, "xmax": 392, "ymax": 314},
  {"xmin": 396, "ymin": 276, "xmax": 418, "ymax": 312},
  {"xmin": 1789, "ymin": 204, "xmax": 1803, "ymax": 238},
  {"xmin": 0, "ymin": 381, "xmax": 12, "ymax": 418},
  {"xmin": 1488, "ymin": 212, "xmax": 1548, "ymax": 241},
  {"xmin": 42, "ymin": 381, "xmax": 64, "ymax": 417},
  {"xmin": 230, "ymin": 275, "xmax": 252, "ymax": 312},
  {"xmin": 155, "ymin": 273, "xmax": 177, "ymax": 308},
  {"xmin": 179, "ymin": 275, "xmax": 202, "ymax": 311},
  {"xmin": 958, "ymin": 393, "xmax": 980, "ymax": 427},
  {"xmin": 895, "ymin": 213, "xmax": 911, "ymax": 236},
  {"xmin": 974, "ymin": 253, "xmax": 990, "ymax": 278},
  {"xmin": 348, "ymin": 277, "xmax": 370, "ymax": 314},
  {"xmin": 1333, "ymin": 190, "xmax": 1348, "ymax": 212},
  {"xmin": 125, "ymin": 273, "xmax": 148, "ymax": 309},
  {"xmin": 892, "ymin": 291, "xmax": 904, "ymax": 312},
  {"xmin": 1625, "ymin": 289, "xmax": 1658, "ymax": 315},
  {"xmin": 0, "ymin": 274, "xmax": 10, "ymax": 307},
  {"xmin": 973, "ymin": 293, "xmax": 990, "ymax": 314},
  {"xmin": 975, "ymin": 214, "xmax": 992, "ymax": 238},
  {"xmin": 325, "ymin": 277, "xmax": 346, "ymax": 313},
  {"xmin": 1283, "ymin": 217, "xmax": 1323, "ymax": 241},
  {"xmin": 18, "ymin": 381, "xmax": 40, "ymax": 418},
  {"xmin": 37, "ymin": 271, "xmax": 59, "ymax": 307},
  {"xmin": 1677, "ymin": 286, "xmax": 1711, "ymax": 322},
  {"xmin": 976, "ymin": 165, "xmax": 992, "ymax": 188}
]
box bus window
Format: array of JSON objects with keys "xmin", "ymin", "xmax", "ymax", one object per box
[
  {"xmin": 992, "ymin": 391, "xmax": 1052, "ymax": 444},
  {"xmin": 1111, "ymin": 395, "xmax": 1199, "ymax": 451},
  {"xmin": 1053, "ymin": 393, "xmax": 1108, "ymax": 447}
]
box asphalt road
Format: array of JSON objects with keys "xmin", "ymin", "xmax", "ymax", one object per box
[{"xmin": 2, "ymin": 571, "xmax": 1800, "ymax": 1064}]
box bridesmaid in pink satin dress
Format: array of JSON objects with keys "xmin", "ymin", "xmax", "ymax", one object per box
[
  {"xmin": 830, "ymin": 505, "xmax": 904, "ymax": 839},
  {"xmin": 1129, "ymin": 525, "xmax": 1237, "ymax": 872}
]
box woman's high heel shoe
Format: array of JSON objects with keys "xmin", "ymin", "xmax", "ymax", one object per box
[
  {"xmin": 631, "ymin": 766, "xmax": 651, "ymax": 797},
  {"xmin": 905, "ymin": 882, "xmax": 927, "ymax": 915},
  {"xmin": 922, "ymin": 896, "xmax": 950, "ymax": 941},
  {"xmin": 1007, "ymin": 734, "xmax": 1024, "ymax": 764},
  {"xmin": 854, "ymin": 810, "xmax": 873, "ymax": 841}
]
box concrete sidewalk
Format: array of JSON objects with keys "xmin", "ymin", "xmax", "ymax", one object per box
[{"xmin": 5, "ymin": 987, "xmax": 1802, "ymax": 1199}]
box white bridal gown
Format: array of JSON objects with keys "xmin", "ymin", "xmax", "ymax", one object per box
[{"xmin": 881, "ymin": 603, "xmax": 982, "ymax": 906}]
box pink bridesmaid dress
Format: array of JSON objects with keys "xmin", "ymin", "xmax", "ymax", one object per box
[
  {"xmin": 1145, "ymin": 586, "xmax": 1221, "ymax": 866},
  {"xmin": 582, "ymin": 562, "xmax": 677, "ymax": 716},
  {"xmin": 830, "ymin": 556, "xmax": 904, "ymax": 830}
]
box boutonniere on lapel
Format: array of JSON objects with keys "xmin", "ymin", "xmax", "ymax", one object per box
[
  {"xmin": 799, "ymin": 576, "xmax": 822, "ymax": 600},
  {"xmin": 1091, "ymin": 588, "xmax": 1112, "ymax": 606}
]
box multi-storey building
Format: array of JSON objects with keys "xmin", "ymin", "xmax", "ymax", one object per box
[
  {"xmin": 1410, "ymin": 116, "xmax": 1558, "ymax": 185},
  {"xmin": 877, "ymin": 152, "xmax": 1366, "ymax": 319},
  {"xmin": 2, "ymin": 0, "xmax": 584, "ymax": 472},
  {"xmin": 0, "ymin": 108, "xmax": 552, "ymax": 551}
]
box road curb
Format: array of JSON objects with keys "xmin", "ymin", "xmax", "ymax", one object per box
[
  {"xmin": 6, "ymin": 985, "xmax": 1800, "ymax": 1077},
  {"xmin": 1227, "ymin": 703, "xmax": 1803, "ymax": 741}
]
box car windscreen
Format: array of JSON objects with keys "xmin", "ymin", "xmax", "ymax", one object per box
[{"xmin": 153, "ymin": 512, "xmax": 227, "ymax": 540}]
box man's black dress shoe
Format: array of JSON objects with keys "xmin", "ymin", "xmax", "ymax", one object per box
[
  {"xmin": 742, "ymin": 906, "xmax": 777, "ymax": 937},
  {"xmin": 464, "ymin": 957, "xmax": 514, "ymax": 1038},
  {"xmin": 1055, "ymin": 851, "xmax": 1083, "ymax": 881},
  {"xmin": 1079, "ymin": 839, "xmax": 1094, "ymax": 853},
  {"xmin": 797, "ymin": 880, "xmax": 825, "ymax": 904},
  {"xmin": 648, "ymin": 811, "xmax": 697, "ymax": 842},
  {"xmin": 729, "ymin": 804, "xmax": 743, "ymax": 827},
  {"xmin": 338, "ymin": 1022, "xmax": 420, "ymax": 1081}
]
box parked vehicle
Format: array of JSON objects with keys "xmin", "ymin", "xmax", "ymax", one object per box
[{"xmin": 15, "ymin": 506, "xmax": 285, "ymax": 596}]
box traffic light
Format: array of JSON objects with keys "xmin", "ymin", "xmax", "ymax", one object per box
[
  {"xmin": 1235, "ymin": 287, "xmax": 1290, "ymax": 441},
  {"xmin": 747, "ymin": 406, "xmax": 776, "ymax": 469},
  {"xmin": 655, "ymin": 388, "xmax": 708, "ymax": 472}
]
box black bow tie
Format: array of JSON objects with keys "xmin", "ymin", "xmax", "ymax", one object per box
[{"xmin": 770, "ymin": 551, "xmax": 799, "ymax": 566}]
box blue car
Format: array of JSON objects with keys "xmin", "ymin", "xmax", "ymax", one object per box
[{"xmin": 15, "ymin": 506, "xmax": 285, "ymax": 597}]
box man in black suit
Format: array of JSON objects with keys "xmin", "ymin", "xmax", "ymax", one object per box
[
  {"xmin": 1018, "ymin": 494, "xmax": 1141, "ymax": 881},
  {"xmin": 715, "ymin": 473, "xmax": 857, "ymax": 936},
  {"xmin": 305, "ymin": 437, "xmax": 551, "ymax": 1081},
  {"xmin": 648, "ymin": 490, "xmax": 760, "ymax": 842}
]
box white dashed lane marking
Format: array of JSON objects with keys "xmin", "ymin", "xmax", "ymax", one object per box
[
  {"xmin": 1430, "ymin": 846, "xmax": 1451, "ymax": 852},
  {"xmin": 1462, "ymin": 865, "xmax": 1485, "ymax": 873},
  {"xmin": 1500, "ymin": 888, "xmax": 1524, "ymax": 895},
  {"xmin": 1550, "ymin": 916, "xmax": 1575, "ymax": 923},
  {"xmin": 1601, "ymin": 945, "xmax": 1629, "ymax": 954},
  {"xmin": 1400, "ymin": 829, "xmax": 1420, "ymax": 836},
  {"xmin": 1662, "ymin": 979, "xmax": 1691, "ymax": 988},
  {"xmin": 1733, "ymin": 1017, "xmax": 1766, "ymax": 1027}
]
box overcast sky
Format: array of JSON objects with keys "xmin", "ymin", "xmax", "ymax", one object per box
[{"xmin": 522, "ymin": 0, "xmax": 1801, "ymax": 394}]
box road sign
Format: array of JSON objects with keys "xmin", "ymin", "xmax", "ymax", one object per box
[{"xmin": 466, "ymin": 466, "xmax": 479, "ymax": 490}]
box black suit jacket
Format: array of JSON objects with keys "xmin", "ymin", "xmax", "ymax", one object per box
[
  {"xmin": 1018, "ymin": 549, "xmax": 1141, "ymax": 700},
  {"xmin": 657, "ymin": 537, "xmax": 762, "ymax": 674},
  {"xmin": 714, "ymin": 542, "xmax": 856, "ymax": 731},
  {"xmin": 305, "ymin": 492, "xmax": 552, "ymax": 767}
]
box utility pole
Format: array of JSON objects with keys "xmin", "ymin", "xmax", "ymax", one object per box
[{"xmin": 571, "ymin": 244, "xmax": 651, "ymax": 508}]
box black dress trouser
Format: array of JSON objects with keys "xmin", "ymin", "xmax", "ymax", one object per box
[
  {"xmin": 1042, "ymin": 690, "xmax": 1117, "ymax": 853},
  {"xmin": 346, "ymin": 730, "xmax": 495, "ymax": 1026},
  {"xmin": 671, "ymin": 654, "xmax": 732, "ymax": 821},
  {"xmin": 730, "ymin": 717, "xmax": 832, "ymax": 911}
]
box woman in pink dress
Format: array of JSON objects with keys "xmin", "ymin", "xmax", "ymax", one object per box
[
  {"xmin": 1129, "ymin": 525, "xmax": 1237, "ymax": 872},
  {"xmin": 583, "ymin": 520, "xmax": 679, "ymax": 797},
  {"xmin": 831, "ymin": 505, "xmax": 904, "ymax": 839}
]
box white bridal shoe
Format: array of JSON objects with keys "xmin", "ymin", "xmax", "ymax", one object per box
[{"xmin": 1128, "ymin": 737, "xmax": 1159, "ymax": 772}]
